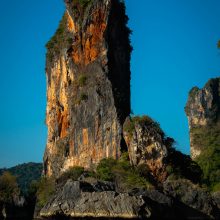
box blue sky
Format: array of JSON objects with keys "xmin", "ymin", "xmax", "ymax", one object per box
[{"xmin": 0, "ymin": 0, "xmax": 220, "ymax": 168}]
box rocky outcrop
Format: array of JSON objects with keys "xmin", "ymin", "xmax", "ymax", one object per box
[
  {"xmin": 39, "ymin": 178, "xmax": 220, "ymax": 219},
  {"xmin": 123, "ymin": 116, "xmax": 169, "ymax": 182},
  {"xmin": 39, "ymin": 179, "xmax": 151, "ymax": 219},
  {"xmin": 212, "ymin": 192, "xmax": 220, "ymax": 210},
  {"xmin": 185, "ymin": 78, "xmax": 220, "ymax": 159},
  {"xmin": 44, "ymin": 0, "xmax": 131, "ymax": 177},
  {"xmin": 163, "ymin": 179, "xmax": 220, "ymax": 219}
]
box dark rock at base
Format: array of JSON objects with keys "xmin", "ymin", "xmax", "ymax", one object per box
[
  {"xmin": 37, "ymin": 178, "xmax": 220, "ymax": 220},
  {"xmin": 212, "ymin": 191, "xmax": 220, "ymax": 210},
  {"xmin": 163, "ymin": 179, "xmax": 220, "ymax": 219},
  {"xmin": 40, "ymin": 179, "xmax": 150, "ymax": 219}
]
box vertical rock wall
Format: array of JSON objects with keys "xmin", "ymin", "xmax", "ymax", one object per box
[
  {"xmin": 185, "ymin": 78, "xmax": 220, "ymax": 159},
  {"xmin": 44, "ymin": 0, "xmax": 131, "ymax": 177}
]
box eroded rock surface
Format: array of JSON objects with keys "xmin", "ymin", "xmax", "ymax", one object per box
[
  {"xmin": 39, "ymin": 179, "xmax": 150, "ymax": 219},
  {"xmin": 123, "ymin": 116, "xmax": 168, "ymax": 182},
  {"xmin": 44, "ymin": 0, "xmax": 131, "ymax": 177},
  {"xmin": 39, "ymin": 178, "xmax": 220, "ymax": 220},
  {"xmin": 163, "ymin": 179, "xmax": 220, "ymax": 219}
]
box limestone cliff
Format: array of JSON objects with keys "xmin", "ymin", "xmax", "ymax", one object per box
[
  {"xmin": 44, "ymin": 0, "xmax": 131, "ymax": 177},
  {"xmin": 123, "ymin": 116, "xmax": 169, "ymax": 182},
  {"xmin": 185, "ymin": 78, "xmax": 220, "ymax": 159}
]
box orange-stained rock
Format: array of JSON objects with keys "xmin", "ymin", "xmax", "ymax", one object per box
[
  {"xmin": 67, "ymin": 11, "xmax": 76, "ymax": 32},
  {"xmin": 43, "ymin": 0, "xmax": 131, "ymax": 177},
  {"xmin": 82, "ymin": 128, "xmax": 89, "ymax": 146},
  {"xmin": 60, "ymin": 111, "xmax": 69, "ymax": 138}
]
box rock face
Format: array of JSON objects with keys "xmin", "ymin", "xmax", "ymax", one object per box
[
  {"xmin": 163, "ymin": 179, "xmax": 219, "ymax": 219},
  {"xmin": 185, "ymin": 78, "xmax": 220, "ymax": 159},
  {"xmin": 39, "ymin": 179, "xmax": 150, "ymax": 219},
  {"xmin": 39, "ymin": 178, "xmax": 220, "ymax": 219},
  {"xmin": 123, "ymin": 116, "xmax": 169, "ymax": 182},
  {"xmin": 44, "ymin": 0, "xmax": 131, "ymax": 177}
]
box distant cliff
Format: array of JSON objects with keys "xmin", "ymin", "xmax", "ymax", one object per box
[
  {"xmin": 185, "ymin": 78, "xmax": 220, "ymax": 159},
  {"xmin": 44, "ymin": 0, "xmax": 131, "ymax": 177},
  {"xmin": 185, "ymin": 78, "xmax": 220, "ymax": 190}
]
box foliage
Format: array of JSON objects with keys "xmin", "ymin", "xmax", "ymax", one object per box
[
  {"xmin": 123, "ymin": 115, "xmax": 164, "ymax": 137},
  {"xmin": 57, "ymin": 166, "xmax": 84, "ymax": 183},
  {"xmin": 97, "ymin": 154, "xmax": 153, "ymax": 191},
  {"xmin": 188, "ymin": 123, "xmax": 220, "ymax": 190},
  {"xmin": 166, "ymin": 148, "xmax": 202, "ymax": 183},
  {"xmin": 36, "ymin": 177, "xmax": 55, "ymax": 208},
  {"xmin": 0, "ymin": 172, "xmax": 20, "ymax": 204},
  {"xmin": 196, "ymin": 142, "xmax": 220, "ymax": 190},
  {"xmin": 212, "ymin": 182, "xmax": 220, "ymax": 192},
  {"xmin": 189, "ymin": 86, "xmax": 199, "ymax": 98},
  {"xmin": 78, "ymin": 74, "xmax": 87, "ymax": 87},
  {"xmin": 46, "ymin": 13, "xmax": 71, "ymax": 62},
  {"xmin": 190, "ymin": 124, "xmax": 220, "ymax": 151},
  {"xmin": 218, "ymin": 40, "xmax": 220, "ymax": 49},
  {"xmin": 96, "ymin": 158, "xmax": 117, "ymax": 181},
  {"xmin": 0, "ymin": 162, "xmax": 42, "ymax": 195},
  {"xmin": 28, "ymin": 180, "xmax": 39, "ymax": 198}
]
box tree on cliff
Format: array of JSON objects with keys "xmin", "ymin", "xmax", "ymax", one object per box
[{"xmin": 0, "ymin": 172, "xmax": 20, "ymax": 204}]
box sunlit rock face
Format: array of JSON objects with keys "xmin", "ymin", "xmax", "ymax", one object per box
[
  {"xmin": 123, "ymin": 116, "xmax": 168, "ymax": 182},
  {"xmin": 185, "ymin": 78, "xmax": 220, "ymax": 159},
  {"xmin": 44, "ymin": 0, "xmax": 131, "ymax": 177}
]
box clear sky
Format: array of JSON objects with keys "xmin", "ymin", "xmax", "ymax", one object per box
[{"xmin": 0, "ymin": 0, "xmax": 220, "ymax": 168}]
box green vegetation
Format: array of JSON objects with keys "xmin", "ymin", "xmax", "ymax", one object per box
[
  {"xmin": 78, "ymin": 74, "xmax": 88, "ymax": 87},
  {"xmin": 189, "ymin": 86, "xmax": 199, "ymax": 97},
  {"xmin": 96, "ymin": 158, "xmax": 117, "ymax": 181},
  {"xmin": 46, "ymin": 13, "xmax": 71, "ymax": 62},
  {"xmin": 166, "ymin": 148, "xmax": 202, "ymax": 183},
  {"xmin": 0, "ymin": 172, "xmax": 20, "ymax": 204},
  {"xmin": 190, "ymin": 124, "xmax": 220, "ymax": 151},
  {"xmin": 190, "ymin": 123, "xmax": 220, "ymax": 189},
  {"xmin": 97, "ymin": 153, "xmax": 153, "ymax": 191},
  {"xmin": 36, "ymin": 167, "xmax": 85, "ymax": 207},
  {"xmin": 196, "ymin": 138, "xmax": 220, "ymax": 191},
  {"xmin": 0, "ymin": 162, "xmax": 42, "ymax": 195},
  {"xmin": 36, "ymin": 177, "xmax": 55, "ymax": 208},
  {"xmin": 57, "ymin": 166, "xmax": 84, "ymax": 183},
  {"xmin": 123, "ymin": 115, "xmax": 164, "ymax": 137}
]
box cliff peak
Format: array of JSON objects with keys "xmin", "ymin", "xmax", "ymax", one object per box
[{"xmin": 44, "ymin": 0, "xmax": 131, "ymax": 177}]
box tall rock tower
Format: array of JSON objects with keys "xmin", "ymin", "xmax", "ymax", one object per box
[
  {"xmin": 185, "ymin": 78, "xmax": 220, "ymax": 160},
  {"xmin": 44, "ymin": 0, "xmax": 131, "ymax": 177}
]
